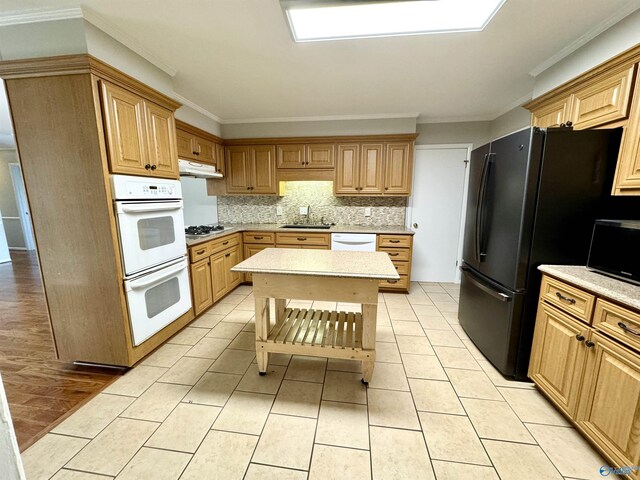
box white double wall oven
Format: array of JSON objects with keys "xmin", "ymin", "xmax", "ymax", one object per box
[{"xmin": 111, "ymin": 175, "xmax": 192, "ymax": 346}]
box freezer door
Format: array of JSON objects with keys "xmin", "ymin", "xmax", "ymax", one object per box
[
  {"xmin": 458, "ymin": 265, "xmax": 525, "ymax": 377},
  {"xmin": 461, "ymin": 143, "xmax": 490, "ymax": 272}
]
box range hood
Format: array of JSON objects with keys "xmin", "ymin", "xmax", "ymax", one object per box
[{"xmin": 178, "ymin": 159, "xmax": 223, "ymax": 179}]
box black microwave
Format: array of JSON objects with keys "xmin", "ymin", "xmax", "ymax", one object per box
[{"xmin": 587, "ymin": 219, "xmax": 640, "ymax": 285}]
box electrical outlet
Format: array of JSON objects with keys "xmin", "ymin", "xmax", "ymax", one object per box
[
  {"xmin": 299, "ymin": 206, "xmax": 308, "ymax": 215},
  {"xmin": 364, "ymin": 207, "xmax": 372, "ymax": 217},
  {"xmin": 276, "ymin": 206, "xmax": 283, "ymax": 216}
]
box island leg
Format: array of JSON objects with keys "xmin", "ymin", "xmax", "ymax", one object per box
[
  {"xmin": 275, "ymin": 298, "xmax": 286, "ymax": 324},
  {"xmin": 255, "ymin": 295, "xmax": 270, "ymax": 374},
  {"xmin": 361, "ymin": 303, "xmax": 377, "ymax": 384}
]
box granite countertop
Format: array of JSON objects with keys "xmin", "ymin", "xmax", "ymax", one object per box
[
  {"xmin": 232, "ymin": 248, "xmax": 400, "ymax": 280},
  {"xmin": 539, "ymin": 265, "xmax": 640, "ymax": 311},
  {"xmin": 185, "ymin": 223, "xmax": 414, "ymax": 246}
]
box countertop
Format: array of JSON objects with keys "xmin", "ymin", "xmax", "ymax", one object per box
[
  {"xmin": 538, "ymin": 265, "xmax": 640, "ymax": 311},
  {"xmin": 185, "ymin": 223, "xmax": 414, "ymax": 246},
  {"xmin": 232, "ymin": 248, "xmax": 400, "ymax": 280}
]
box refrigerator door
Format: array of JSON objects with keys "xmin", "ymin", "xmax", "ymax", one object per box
[
  {"xmin": 474, "ymin": 128, "xmax": 544, "ymax": 291},
  {"xmin": 458, "ymin": 264, "xmax": 525, "ymax": 376},
  {"xmin": 461, "ymin": 143, "xmax": 490, "ymax": 273}
]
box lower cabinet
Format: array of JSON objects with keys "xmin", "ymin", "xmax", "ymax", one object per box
[
  {"xmin": 190, "ymin": 258, "xmax": 213, "ymax": 316},
  {"xmin": 243, "ymin": 243, "xmax": 274, "ymax": 282},
  {"xmin": 211, "ymin": 245, "xmax": 242, "ymax": 302},
  {"xmin": 529, "ymin": 274, "xmax": 640, "ymax": 478}
]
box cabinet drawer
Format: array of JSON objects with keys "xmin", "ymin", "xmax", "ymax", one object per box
[
  {"xmin": 392, "ymin": 261, "xmax": 409, "ymax": 275},
  {"xmin": 378, "ymin": 247, "xmax": 410, "ymax": 262},
  {"xmin": 593, "ymin": 299, "xmax": 640, "ymax": 352},
  {"xmin": 378, "ymin": 234, "xmax": 412, "ymax": 248},
  {"xmin": 189, "ymin": 243, "xmax": 211, "ymax": 263},
  {"xmin": 209, "ymin": 233, "xmax": 240, "ymax": 255},
  {"xmin": 243, "ymin": 231, "xmax": 275, "ymax": 244},
  {"xmin": 540, "ymin": 275, "xmax": 595, "ymax": 323},
  {"xmin": 276, "ymin": 232, "xmax": 330, "ymax": 246},
  {"xmin": 379, "ymin": 275, "xmax": 409, "ymax": 290}
]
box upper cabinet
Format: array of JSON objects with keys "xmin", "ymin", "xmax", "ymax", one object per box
[
  {"xmin": 175, "ymin": 121, "xmax": 224, "ymax": 173},
  {"xmin": 276, "ymin": 143, "xmax": 336, "ymax": 169},
  {"xmin": 226, "ymin": 145, "xmax": 277, "ymax": 194},
  {"xmin": 101, "ymin": 80, "xmax": 179, "ymax": 179},
  {"xmin": 335, "ymin": 140, "xmax": 413, "ymax": 196},
  {"xmin": 525, "ymin": 50, "xmax": 640, "ymax": 195}
]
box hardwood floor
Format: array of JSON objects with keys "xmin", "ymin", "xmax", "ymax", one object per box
[{"xmin": 0, "ymin": 250, "xmax": 118, "ymax": 451}]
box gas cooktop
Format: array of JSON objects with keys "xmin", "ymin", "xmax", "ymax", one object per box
[{"xmin": 185, "ymin": 225, "xmax": 228, "ymax": 237}]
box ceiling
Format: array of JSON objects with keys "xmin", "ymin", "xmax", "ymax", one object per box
[{"xmin": 1, "ymin": 0, "xmax": 639, "ymax": 124}]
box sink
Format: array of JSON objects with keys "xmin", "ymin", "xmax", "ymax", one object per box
[{"xmin": 280, "ymin": 225, "xmax": 331, "ymax": 229}]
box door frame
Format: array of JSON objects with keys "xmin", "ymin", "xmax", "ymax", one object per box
[
  {"xmin": 406, "ymin": 144, "xmax": 473, "ymax": 283},
  {"xmin": 8, "ymin": 162, "xmax": 36, "ymax": 250}
]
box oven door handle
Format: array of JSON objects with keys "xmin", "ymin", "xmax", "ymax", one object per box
[
  {"xmin": 129, "ymin": 262, "xmax": 187, "ymax": 290},
  {"xmin": 119, "ymin": 202, "xmax": 183, "ymax": 214}
]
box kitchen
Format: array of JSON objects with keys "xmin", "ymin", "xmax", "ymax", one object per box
[{"xmin": 1, "ymin": 1, "xmax": 640, "ymax": 480}]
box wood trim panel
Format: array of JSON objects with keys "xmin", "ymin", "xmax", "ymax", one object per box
[
  {"xmin": 540, "ymin": 275, "xmax": 595, "ymax": 323},
  {"xmin": 224, "ymin": 133, "xmax": 418, "ymax": 146},
  {"xmin": 175, "ymin": 119, "xmax": 223, "ymax": 144},
  {"xmin": 593, "ymin": 299, "xmax": 640, "ymax": 353},
  {"xmin": 243, "ymin": 232, "xmax": 276, "ymax": 244}
]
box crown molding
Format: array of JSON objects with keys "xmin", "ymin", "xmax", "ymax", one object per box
[
  {"xmin": 0, "ymin": 6, "xmax": 82, "ymax": 26},
  {"xmin": 416, "ymin": 114, "xmax": 493, "ymax": 124},
  {"xmin": 172, "ymin": 93, "xmax": 223, "ymax": 124},
  {"xmin": 221, "ymin": 112, "xmax": 420, "ymax": 125},
  {"xmin": 489, "ymin": 92, "xmax": 533, "ymax": 119},
  {"xmin": 529, "ymin": 2, "xmax": 640, "ymax": 77}
]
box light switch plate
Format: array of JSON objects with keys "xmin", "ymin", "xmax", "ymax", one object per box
[
  {"xmin": 364, "ymin": 207, "xmax": 372, "ymax": 217},
  {"xmin": 299, "ymin": 206, "xmax": 308, "ymax": 215},
  {"xmin": 276, "ymin": 206, "xmax": 283, "ymax": 216}
]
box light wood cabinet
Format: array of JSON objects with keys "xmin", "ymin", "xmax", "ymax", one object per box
[
  {"xmin": 577, "ymin": 331, "xmax": 640, "ymax": 479},
  {"xmin": 190, "ymin": 259, "xmax": 213, "ymax": 315},
  {"xmin": 277, "ymin": 143, "xmax": 335, "ymax": 170},
  {"xmin": 210, "ymin": 251, "xmax": 228, "ymax": 302},
  {"xmin": 613, "ymin": 67, "xmax": 640, "ymax": 195},
  {"xmin": 225, "ymin": 245, "xmax": 242, "ymax": 291},
  {"xmin": 175, "ymin": 121, "xmax": 224, "ymax": 172},
  {"xmin": 306, "ymin": 144, "xmax": 335, "ymax": 168},
  {"xmin": 277, "ymin": 144, "xmax": 305, "ymax": 169},
  {"xmin": 359, "ymin": 144, "xmax": 384, "ymax": 194},
  {"xmin": 531, "ymin": 96, "xmax": 572, "ymax": 128},
  {"xmin": 528, "ymin": 302, "xmax": 589, "ymax": 417},
  {"xmin": 226, "ymin": 145, "xmax": 277, "ymax": 194},
  {"xmin": 530, "ymin": 273, "xmax": 640, "ymax": 476},
  {"xmin": 215, "ymin": 143, "xmax": 225, "ymax": 175},
  {"xmin": 243, "ymin": 243, "xmax": 273, "ymax": 282},
  {"xmin": 335, "ymin": 144, "xmax": 361, "ymax": 194},
  {"xmin": 384, "ymin": 142, "xmax": 413, "ymax": 195},
  {"xmin": 376, "ymin": 234, "xmax": 413, "ymax": 292},
  {"xmin": 101, "ymin": 81, "xmax": 179, "ymax": 179}
]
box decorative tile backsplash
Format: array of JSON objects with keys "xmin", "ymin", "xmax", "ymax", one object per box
[{"xmin": 217, "ymin": 181, "xmax": 406, "ymax": 226}]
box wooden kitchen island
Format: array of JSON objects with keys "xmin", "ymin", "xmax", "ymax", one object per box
[{"xmin": 231, "ymin": 248, "xmax": 399, "ymax": 383}]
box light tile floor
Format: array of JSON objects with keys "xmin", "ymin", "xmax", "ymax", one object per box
[{"xmin": 22, "ymin": 282, "xmax": 613, "ymax": 480}]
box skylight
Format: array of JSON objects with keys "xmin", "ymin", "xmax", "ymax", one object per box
[{"xmin": 284, "ymin": 0, "xmax": 506, "ymax": 42}]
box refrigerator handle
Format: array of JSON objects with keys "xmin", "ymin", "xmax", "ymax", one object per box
[
  {"xmin": 476, "ymin": 153, "xmax": 491, "ymax": 262},
  {"xmin": 460, "ymin": 266, "xmax": 511, "ymax": 302}
]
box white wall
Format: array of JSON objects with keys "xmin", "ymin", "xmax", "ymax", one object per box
[
  {"xmin": 489, "ymin": 107, "xmax": 531, "ymax": 140},
  {"xmin": 0, "ymin": 149, "xmax": 24, "ymax": 249},
  {"xmin": 533, "ymin": 9, "xmax": 640, "ymax": 98},
  {"xmin": 416, "ymin": 121, "xmax": 491, "ymax": 148},
  {"xmin": 0, "ymin": 18, "xmax": 87, "ymax": 61},
  {"xmin": 180, "ymin": 177, "xmax": 218, "ymax": 226}
]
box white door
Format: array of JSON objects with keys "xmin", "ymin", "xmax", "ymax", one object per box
[
  {"xmin": 9, "ymin": 163, "xmax": 35, "ymax": 251},
  {"xmin": 408, "ymin": 146, "xmax": 470, "ymax": 283}
]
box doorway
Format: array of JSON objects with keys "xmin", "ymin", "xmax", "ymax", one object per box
[
  {"xmin": 9, "ymin": 162, "xmax": 35, "ymax": 250},
  {"xmin": 407, "ymin": 145, "xmax": 470, "ymax": 283}
]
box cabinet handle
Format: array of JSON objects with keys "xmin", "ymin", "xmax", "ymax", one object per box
[
  {"xmin": 196, "ymin": 249, "xmax": 206, "ymax": 255},
  {"xmin": 254, "ymin": 236, "xmax": 263, "ymax": 240},
  {"xmin": 225, "ymin": 253, "xmax": 230, "ymax": 257},
  {"xmin": 150, "ymin": 165, "xmax": 157, "ymax": 170},
  {"xmin": 388, "ymin": 253, "xmax": 399, "ymax": 257},
  {"xmin": 575, "ymin": 334, "xmax": 585, "ymax": 342},
  {"xmin": 585, "ymin": 340, "xmax": 595, "ymax": 348},
  {"xmin": 555, "ymin": 291, "xmax": 576, "ymax": 304},
  {"xmin": 145, "ymin": 164, "xmax": 151, "ymax": 170},
  {"xmin": 389, "ymin": 240, "xmax": 400, "ymax": 243},
  {"xmin": 222, "ymin": 241, "xmax": 229, "ymax": 245},
  {"xmin": 247, "ymin": 187, "xmax": 251, "ymax": 190},
  {"xmin": 385, "ymin": 187, "xmax": 389, "ymax": 190},
  {"xmin": 387, "ymin": 280, "xmax": 398, "ymax": 284},
  {"xmin": 297, "ymin": 237, "xmax": 307, "ymax": 241},
  {"xmin": 618, "ymin": 321, "xmax": 640, "ymax": 337}
]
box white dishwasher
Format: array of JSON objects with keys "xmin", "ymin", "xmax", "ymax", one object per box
[{"xmin": 331, "ymin": 233, "xmax": 377, "ymax": 252}]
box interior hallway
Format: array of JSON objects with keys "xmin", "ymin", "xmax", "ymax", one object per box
[{"xmin": 0, "ymin": 250, "xmax": 117, "ymax": 450}]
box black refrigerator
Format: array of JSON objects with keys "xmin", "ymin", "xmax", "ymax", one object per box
[{"xmin": 458, "ymin": 126, "xmax": 624, "ymax": 380}]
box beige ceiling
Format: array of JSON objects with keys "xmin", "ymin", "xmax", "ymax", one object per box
[{"xmin": 1, "ymin": 0, "xmax": 639, "ymax": 123}]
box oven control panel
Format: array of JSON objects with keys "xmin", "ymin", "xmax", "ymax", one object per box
[{"xmin": 111, "ymin": 174, "xmax": 182, "ymax": 200}]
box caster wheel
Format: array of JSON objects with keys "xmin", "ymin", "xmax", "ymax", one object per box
[
  {"xmin": 361, "ymin": 378, "xmax": 368, "ymax": 385},
  {"xmin": 259, "ymin": 372, "xmax": 267, "ymax": 376}
]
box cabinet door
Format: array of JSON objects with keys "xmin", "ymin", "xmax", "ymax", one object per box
[
  {"xmin": 277, "ymin": 144, "xmax": 305, "ymax": 169},
  {"xmin": 528, "ymin": 302, "xmax": 589, "ymax": 417},
  {"xmin": 101, "ymin": 81, "xmax": 149, "ymax": 175},
  {"xmin": 360, "ymin": 143, "xmax": 384, "ymax": 194},
  {"xmin": 215, "ymin": 144, "xmax": 225, "ymax": 175},
  {"xmin": 531, "ymin": 96, "xmax": 571, "ymax": 128},
  {"xmin": 251, "ymin": 145, "xmax": 277, "ymax": 194},
  {"xmin": 384, "ymin": 142, "xmax": 412, "ymax": 195},
  {"xmin": 335, "ymin": 144, "xmax": 361, "ymax": 195},
  {"xmin": 210, "ymin": 252, "xmax": 228, "ymax": 302},
  {"xmin": 226, "ymin": 146, "xmax": 252, "ymax": 193},
  {"xmin": 612, "ymin": 68, "xmax": 640, "ymax": 195},
  {"xmin": 577, "ymin": 331, "xmax": 640, "ymax": 477},
  {"xmin": 176, "ymin": 129, "xmax": 196, "ymax": 160},
  {"xmin": 243, "ymin": 244, "xmax": 271, "ymax": 282},
  {"xmin": 306, "ymin": 144, "xmax": 335, "ymax": 169},
  {"xmin": 144, "ymin": 102, "xmax": 178, "ymax": 179},
  {"xmin": 224, "ymin": 246, "xmax": 242, "ymax": 291},
  {"xmin": 195, "ymin": 138, "xmax": 215, "ymax": 164},
  {"xmin": 190, "ymin": 259, "xmax": 213, "ymax": 315},
  {"xmin": 570, "ymin": 65, "xmax": 635, "ymax": 130}
]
